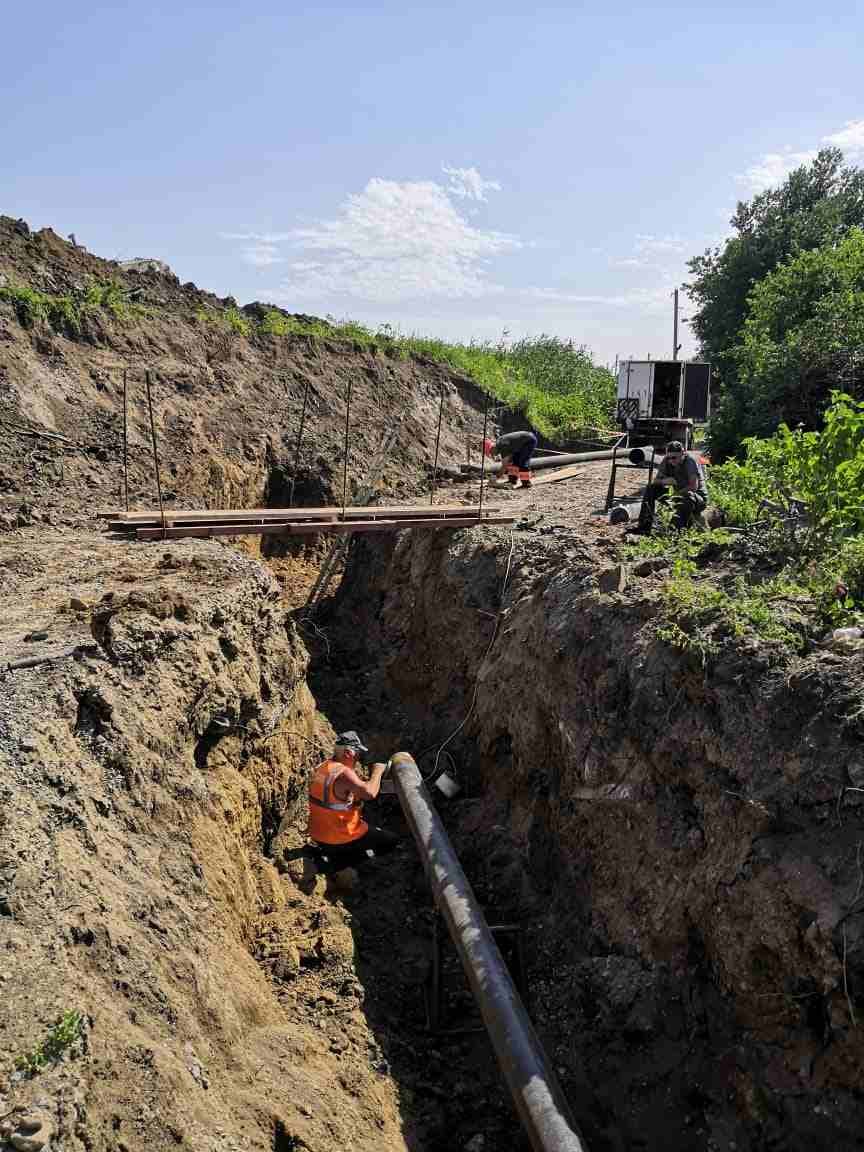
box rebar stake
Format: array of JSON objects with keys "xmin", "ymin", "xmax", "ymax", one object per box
[
  {"xmin": 122, "ymin": 367, "xmax": 129, "ymax": 512},
  {"xmin": 478, "ymin": 391, "xmax": 491, "ymax": 519},
  {"xmin": 430, "ymin": 383, "xmax": 445, "ymax": 505},
  {"xmin": 288, "ymin": 375, "xmax": 310, "ymax": 509},
  {"xmin": 341, "ymin": 376, "xmax": 353, "ymax": 519},
  {"xmin": 144, "ymin": 369, "xmax": 166, "ymax": 538}
]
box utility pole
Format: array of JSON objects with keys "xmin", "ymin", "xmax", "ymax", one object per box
[{"xmin": 672, "ymin": 288, "xmax": 681, "ymax": 360}]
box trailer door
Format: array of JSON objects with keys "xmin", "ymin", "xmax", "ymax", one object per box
[
  {"xmin": 617, "ymin": 361, "xmax": 653, "ymax": 418},
  {"xmin": 682, "ymin": 362, "xmax": 711, "ymax": 421}
]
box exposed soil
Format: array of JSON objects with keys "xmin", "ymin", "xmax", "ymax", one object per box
[
  {"xmin": 0, "ymin": 216, "xmax": 489, "ymax": 530},
  {"xmin": 312, "ymin": 476, "xmax": 864, "ymax": 1152},
  {"xmin": 3, "ymin": 215, "xmax": 864, "ymax": 1152}
]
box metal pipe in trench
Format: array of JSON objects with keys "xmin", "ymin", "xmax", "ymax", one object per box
[
  {"xmin": 390, "ymin": 751, "xmax": 589, "ymax": 1152},
  {"xmin": 460, "ymin": 448, "xmax": 617, "ymax": 476}
]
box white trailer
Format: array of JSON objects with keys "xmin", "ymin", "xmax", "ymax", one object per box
[{"xmin": 616, "ymin": 359, "xmax": 711, "ymax": 424}]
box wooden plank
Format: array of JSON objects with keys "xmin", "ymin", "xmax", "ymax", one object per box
[
  {"xmin": 528, "ymin": 462, "xmax": 595, "ymax": 486},
  {"xmin": 102, "ymin": 504, "xmax": 490, "ymax": 524},
  {"xmin": 129, "ymin": 515, "xmax": 514, "ymax": 542}
]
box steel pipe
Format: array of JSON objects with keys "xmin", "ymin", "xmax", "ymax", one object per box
[
  {"xmin": 390, "ymin": 751, "xmax": 589, "ymax": 1152},
  {"xmin": 628, "ymin": 446, "xmax": 662, "ymax": 466},
  {"xmin": 461, "ymin": 448, "xmax": 617, "ymax": 475}
]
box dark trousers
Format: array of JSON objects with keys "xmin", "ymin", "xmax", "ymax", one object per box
[
  {"xmin": 639, "ymin": 484, "xmax": 707, "ymax": 532},
  {"xmin": 313, "ymin": 825, "xmax": 399, "ymax": 869}
]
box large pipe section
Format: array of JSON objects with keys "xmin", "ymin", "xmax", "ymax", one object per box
[
  {"xmin": 390, "ymin": 751, "xmax": 589, "ymax": 1152},
  {"xmin": 461, "ymin": 448, "xmax": 617, "ymax": 475},
  {"xmin": 627, "ymin": 446, "xmax": 661, "ymax": 466}
]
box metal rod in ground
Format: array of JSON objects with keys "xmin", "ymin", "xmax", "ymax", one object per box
[
  {"xmin": 288, "ymin": 376, "xmax": 310, "ymax": 508},
  {"xmin": 478, "ymin": 391, "xmax": 490, "ymax": 518},
  {"xmin": 341, "ymin": 376, "xmax": 352, "ymax": 518},
  {"xmin": 390, "ymin": 752, "xmax": 589, "ymax": 1152},
  {"xmin": 429, "ymin": 383, "xmax": 445, "ymax": 505},
  {"xmin": 122, "ymin": 367, "xmax": 129, "ymax": 512},
  {"xmin": 143, "ymin": 370, "xmax": 165, "ymax": 534}
]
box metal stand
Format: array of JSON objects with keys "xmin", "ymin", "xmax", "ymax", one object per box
[{"xmin": 426, "ymin": 909, "xmax": 527, "ymax": 1034}]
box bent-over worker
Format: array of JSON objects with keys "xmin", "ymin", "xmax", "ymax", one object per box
[
  {"xmin": 308, "ymin": 730, "xmax": 399, "ymax": 867},
  {"xmin": 490, "ymin": 430, "xmax": 537, "ymax": 487},
  {"xmin": 633, "ymin": 440, "xmax": 708, "ymax": 534}
]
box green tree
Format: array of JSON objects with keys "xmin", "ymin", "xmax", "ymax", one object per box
[
  {"xmin": 686, "ymin": 148, "xmax": 864, "ymax": 453},
  {"xmin": 714, "ymin": 228, "xmax": 864, "ymax": 450}
]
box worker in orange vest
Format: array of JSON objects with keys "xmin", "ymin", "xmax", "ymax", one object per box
[
  {"xmin": 308, "ymin": 731, "xmax": 399, "ymax": 866},
  {"xmin": 485, "ymin": 430, "xmax": 537, "ymax": 487}
]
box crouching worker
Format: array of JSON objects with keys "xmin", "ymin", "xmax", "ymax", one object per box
[
  {"xmin": 488, "ymin": 430, "xmax": 538, "ymax": 487},
  {"xmin": 308, "ymin": 730, "xmax": 399, "ymax": 868},
  {"xmin": 633, "ymin": 440, "xmax": 708, "ymax": 535}
]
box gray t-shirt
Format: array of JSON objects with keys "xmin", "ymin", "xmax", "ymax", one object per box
[{"xmin": 658, "ymin": 451, "xmax": 707, "ymax": 496}]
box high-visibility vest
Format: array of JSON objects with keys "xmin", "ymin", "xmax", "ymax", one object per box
[{"xmin": 308, "ymin": 760, "xmax": 368, "ymax": 845}]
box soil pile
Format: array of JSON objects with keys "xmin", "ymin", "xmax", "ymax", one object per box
[
  {"xmin": 0, "ymin": 529, "xmax": 414, "ymax": 1151},
  {"xmin": 0, "ymin": 217, "xmax": 487, "ymax": 526}
]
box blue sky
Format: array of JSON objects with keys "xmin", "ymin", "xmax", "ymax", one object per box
[{"xmin": 2, "ymin": 1, "xmax": 863, "ymax": 364}]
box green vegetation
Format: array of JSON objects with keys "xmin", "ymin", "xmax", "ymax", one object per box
[
  {"xmin": 687, "ymin": 149, "xmax": 864, "ymax": 458},
  {"xmin": 255, "ymin": 316, "xmax": 615, "ymax": 439},
  {"xmin": 0, "ymin": 277, "xmax": 134, "ymax": 335},
  {"xmin": 4, "ymin": 273, "xmax": 614, "ymax": 440},
  {"xmin": 711, "ymin": 228, "xmax": 864, "ymax": 455},
  {"xmin": 14, "ymin": 1010, "xmax": 84, "ymax": 1077},
  {"xmin": 626, "ymin": 393, "xmax": 864, "ymax": 659}
]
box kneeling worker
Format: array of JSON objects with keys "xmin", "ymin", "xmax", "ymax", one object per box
[
  {"xmin": 308, "ymin": 731, "xmax": 399, "ymax": 867},
  {"xmin": 634, "ymin": 440, "xmax": 708, "ymax": 534},
  {"xmin": 489, "ymin": 430, "xmax": 538, "ymax": 487}
]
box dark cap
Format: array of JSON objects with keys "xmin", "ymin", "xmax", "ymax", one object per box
[
  {"xmin": 335, "ymin": 730, "xmax": 369, "ymax": 754},
  {"xmin": 665, "ymin": 440, "xmax": 685, "ymax": 455}
]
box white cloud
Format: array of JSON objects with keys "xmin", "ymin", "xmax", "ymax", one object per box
[
  {"xmin": 610, "ymin": 233, "xmax": 687, "ymax": 270},
  {"xmin": 241, "ymin": 244, "xmax": 284, "ymax": 267},
  {"xmin": 248, "ymin": 176, "xmax": 519, "ymax": 302},
  {"xmin": 635, "ymin": 233, "xmax": 686, "ymax": 257},
  {"xmin": 735, "ymin": 115, "xmax": 864, "ymax": 194},
  {"xmin": 219, "ymin": 230, "xmax": 293, "ymax": 243},
  {"xmin": 736, "ymin": 149, "xmax": 818, "ymax": 194},
  {"xmin": 526, "ymin": 282, "xmax": 675, "ymax": 314},
  {"xmin": 824, "ymin": 119, "xmax": 864, "ymax": 160},
  {"xmin": 442, "ymin": 165, "xmax": 502, "ymax": 202}
]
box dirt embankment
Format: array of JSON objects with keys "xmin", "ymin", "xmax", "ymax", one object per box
[
  {"xmin": 316, "ymin": 519, "xmax": 864, "ymax": 1152},
  {"xmin": 0, "ymin": 530, "xmax": 414, "ymax": 1152},
  {"xmin": 0, "ymin": 217, "xmax": 487, "ymax": 526}
]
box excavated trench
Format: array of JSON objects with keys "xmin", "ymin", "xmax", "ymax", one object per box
[
  {"xmin": 2, "ymin": 482, "xmax": 863, "ymax": 1152},
  {"xmin": 292, "ymin": 522, "xmax": 864, "ymax": 1152}
]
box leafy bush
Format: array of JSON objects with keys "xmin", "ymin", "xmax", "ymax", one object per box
[
  {"xmin": 15, "ymin": 1010, "xmax": 84, "ymax": 1077},
  {"xmin": 709, "ymin": 227, "xmax": 864, "ymax": 455},
  {"xmin": 657, "ymin": 556, "xmax": 805, "ymax": 658},
  {"xmin": 710, "ymin": 392, "xmax": 864, "ymax": 541},
  {"xmin": 687, "ymin": 148, "xmax": 864, "ymax": 456},
  {"xmin": 0, "ymin": 277, "xmax": 135, "ymax": 334}
]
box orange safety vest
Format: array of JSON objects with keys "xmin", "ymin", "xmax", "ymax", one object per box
[{"xmin": 308, "ymin": 760, "xmax": 368, "ymax": 845}]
